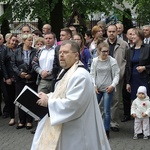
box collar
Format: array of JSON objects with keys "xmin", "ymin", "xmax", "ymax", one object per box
[
  {"xmin": 43, "ymin": 44, "xmax": 56, "ymax": 51},
  {"xmin": 107, "ymin": 38, "xmax": 117, "ymax": 45}
]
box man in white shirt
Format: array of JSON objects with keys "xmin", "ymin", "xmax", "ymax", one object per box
[{"xmin": 32, "ymin": 32, "xmax": 60, "ymax": 93}]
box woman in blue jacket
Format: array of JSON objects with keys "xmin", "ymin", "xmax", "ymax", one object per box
[{"xmin": 73, "ymin": 33, "xmax": 91, "ymax": 71}]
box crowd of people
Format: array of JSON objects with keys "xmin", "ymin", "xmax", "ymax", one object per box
[{"xmin": 0, "ymin": 21, "xmax": 150, "ymax": 149}]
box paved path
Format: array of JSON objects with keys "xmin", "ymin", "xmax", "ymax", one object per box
[{"xmin": 0, "ymin": 107, "xmax": 150, "ymax": 150}]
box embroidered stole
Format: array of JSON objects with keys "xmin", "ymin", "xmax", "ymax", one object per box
[{"xmin": 36, "ymin": 61, "xmax": 83, "ymax": 150}]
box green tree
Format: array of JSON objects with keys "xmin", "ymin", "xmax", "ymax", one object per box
[
  {"xmin": 122, "ymin": 9, "xmax": 133, "ymax": 33},
  {"xmin": 127, "ymin": 0, "xmax": 150, "ymax": 25},
  {"xmin": 0, "ymin": 0, "xmax": 137, "ymax": 38},
  {"xmin": 0, "ymin": 0, "xmax": 63, "ymax": 38}
]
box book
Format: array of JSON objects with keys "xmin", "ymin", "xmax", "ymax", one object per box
[{"xmin": 14, "ymin": 85, "xmax": 48, "ymax": 120}]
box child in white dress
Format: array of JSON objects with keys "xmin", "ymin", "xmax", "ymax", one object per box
[{"xmin": 131, "ymin": 86, "xmax": 150, "ymax": 140}]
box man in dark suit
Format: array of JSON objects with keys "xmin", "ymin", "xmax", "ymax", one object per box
[
  {"xmin": 121, "ymin": 28, "xmax": 134, "ymax": 122},
  {"xmin": 143, "ymin": 25, "xmax": 150, "ymax": 44},
  {"xmin": 116, "ymin": 23, "xmax": 128, "ymax": 42}
]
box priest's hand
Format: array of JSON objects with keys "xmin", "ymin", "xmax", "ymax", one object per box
[{"xmin": 37, "ymin": 92, "xmax": 49, "ymax": 107}]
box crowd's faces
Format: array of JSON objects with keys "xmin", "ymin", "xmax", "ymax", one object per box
[
  {"xmin": 73, "ymin": 35, "xmax": 82, "ymax": 47},
  {"xmin": 24, "ymin": 37, "xmax": 33, "ymax": 48},
  {"xmin": 17, "ymin": 34, "xmax": 22, "ymax": 44},
  {"xmin": 59, "ymin": 44, "xmax": 78, "ymax": 69},
  {"xmin": 35, "ymin": 41, "xmax": 44, "ymax": 50},
  {"xmin": 60, "ymin": 31, "xmax": 71, "ymax": 41},
  {"xmin": 42, "ymin": 25, "xmax": 50, "ymax": 35},
  {"xmin": 143, "ymin": 27, "xmax": 150, "ymax": 38},
  {"xmin": 126, "ymin": 29, "xmax": 133, "ymax": 42},
  {"xmin": 107, "ymin": 25, "xmax": 118, "ymax": 41},
  {"xmin": 69, "ymin": 26, "xmax": 77, "ymax": 36},
  {"xmin": 95, "ymin": 28, "xmax": 103, "ymax": 38},
  {"xmin": 5, "ymin": 33, "xmax": 12, "ymax": 44},
  {"xmin": 32, "ymin": 33, "xmax": 39, "ymax": 39},
  {"xmin": 44, "ymin": 34, "xmax": 55, "ymax": 47},
  {"xmin": 99, "ymin": 46, "xmax": 109, "ymax": 60},
  {"xmin": 22, "ymin": 26, "xmax": 31, "ymax": 34},
  {"xmin": 132, "ymin": 31, "xmax": 141, "ymax": 44},
  {"xmin": 116, "ymin": 24, "xmax": 124, "ymax": 35},
  {"xmin": 84, "ymin": 34, "xmax": 90, "ymax": 41},
  {"xmin": 0, "ymin": 36, "xmax": 4, "ymax": 45},
  {"xmin": 9, "ymin": 36, "xmax": 18, "ymax": 49}
]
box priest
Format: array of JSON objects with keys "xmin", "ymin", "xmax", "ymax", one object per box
[{"xmin": 31, "ymin": 40, "xmax": 111, "ymax": 150}]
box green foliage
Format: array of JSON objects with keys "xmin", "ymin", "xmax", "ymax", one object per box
[
  {"xmin": 123, "ymin": 9, "xmax": 133, "ymax": 33},
  {"xmin": 63, "ymin": 0, "xmax": 114, "ymax": 17},
  {"xmin": 0, "ymin": 0, "xmax": 122, "ymax": 24},
  {"xmin": 0, "ymin": 0, "xmax": 59, "ymax": 23},
  {"xmin": 127, "ymin": 0, "xmax": 150, "ymax": 25},
  {"xmin": 1, "ymin": 0, "xmax": 149, "ymax": 27}
]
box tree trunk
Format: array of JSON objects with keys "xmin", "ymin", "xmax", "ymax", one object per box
[{"xmin": 50, "ymin": 0, "xmax": 63, "ymax": 40}]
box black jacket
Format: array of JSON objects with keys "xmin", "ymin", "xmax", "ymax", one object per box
[
  {"xmin": 11, "ymin": 47, "xmax": 37, "ymax": 82},
  {"xmin": 1, "ymin": 46, "xmax": 15, "ymax": 80},
  {"xmin": 126, "ymin": 44, "xmax": 150, "ymax": 84},
  {"xmin": 0, "ymin": 44, "xmax": 6, "ymax": 79}
]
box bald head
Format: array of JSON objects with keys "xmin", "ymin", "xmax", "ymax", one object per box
[
  {"xmin": 42, "ymin": 24, "xmax": 51, "ymax": 35},
  {"xmin": 116, "ymin": 23, "xmax": 124, "ymax": 35},
  {"xmin": 0, "ymin": 34, "xmax": 4, "ymax": 45},
  {"xmin": 143, "ymin": 25, "xmax": 150, "ymax": 38},
  {"xmin": 126, "ymin": 28, "xmax": 133, "ymax": 42}
]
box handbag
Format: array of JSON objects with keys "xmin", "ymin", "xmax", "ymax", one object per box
[{"xmin": 18, "ymin": 63, "xmax": 29, "ymax": 73}]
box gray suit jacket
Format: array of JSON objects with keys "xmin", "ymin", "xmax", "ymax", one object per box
[{"xmin": 105, "ymin": 38, "xmax": 129, "ymax": 81}]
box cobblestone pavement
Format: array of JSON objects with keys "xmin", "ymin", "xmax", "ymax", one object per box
[{"xmin": 0, "ymin": 107, "xmax": 150, "ymax": 150}]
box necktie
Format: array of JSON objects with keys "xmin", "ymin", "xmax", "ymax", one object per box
[
  {"xmin": 145, "ymin": 38, "xmax": 148, "ymax": 44},
  {"xmin": 118, "ymin": 34, "xmax": 122, "ymax": 38}
]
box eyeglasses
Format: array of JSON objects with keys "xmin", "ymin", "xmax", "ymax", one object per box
[
  {"xmin": 59, "ymin": 51, "xmax": 77, "ymax": 55},
  {"xmin": 101, "ymin": 50, "xmax": 109, "ymax": 53}
]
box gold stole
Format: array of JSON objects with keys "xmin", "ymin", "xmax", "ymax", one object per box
[{"xmin": 36, "ymin": 61, "xmax": 83, "ymax": 150}]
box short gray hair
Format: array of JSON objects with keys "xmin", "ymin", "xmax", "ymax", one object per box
[
  {"xmin": 0, "ymin": 34, "xmax": 4, "ymax": 40},
  {"xmin": 22, "ymin": 34, "xmax": 33, "ymax": 41},
  {"xmin": 61, "ymin": 40, "xmax": 80, "ymax": 54},
  {"xmin": 143, "ymin": 25, "xmax": 150, "ymax": 28}
]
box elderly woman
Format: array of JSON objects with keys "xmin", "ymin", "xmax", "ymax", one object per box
[
  {"xmin": 34, "ymin": 37, "xmax": 45, "ymax": 50},
  {"xmin": 1, "ymin": 34, "xmax": 18, "ymax": 126},
  {"xmin": 11, "ymin": 34, "xmax": 37, "ymax": 129},
  {"xmin": 126, "ymin": 28, "xmax": 150, "ymax": 100},
  {"xmin": 90, "ymin": 41, "xmax": 120, "ymax": 138}
]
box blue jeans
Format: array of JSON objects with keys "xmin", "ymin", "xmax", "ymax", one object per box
[{"xmin": 97, "ymin": 91, "xmax": 113, "ymax": 131}]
